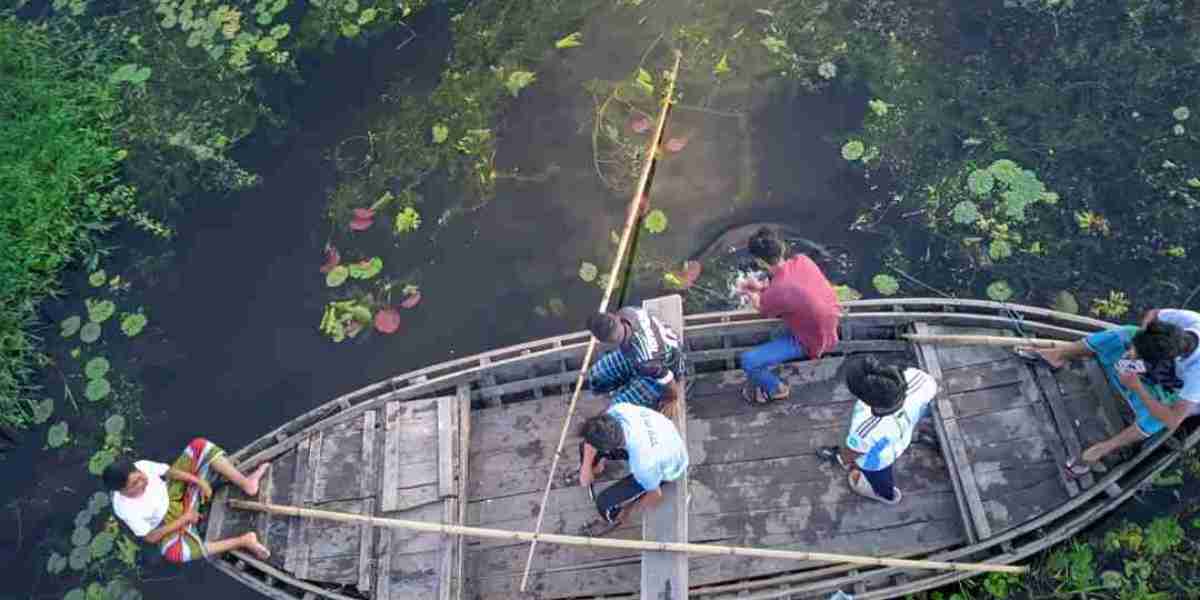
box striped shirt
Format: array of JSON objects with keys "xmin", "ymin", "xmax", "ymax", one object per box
[
  {"xmin": 615, "ymin": 307, "xmax": 682, "ymax": 384},
  {"xmin": 845, "ymin": 368, "xmax": 938, "ymax": 471}
]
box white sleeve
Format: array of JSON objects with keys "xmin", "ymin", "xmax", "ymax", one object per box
[
  {"xmin": 905, "ymin": 368, "xmax": 939, "ymax": 405},
  {"xmin": 1156, "ymin": 309, "xmax": 1200, "ymax": 330},
  {"xmin": 135, "ymin": 460, "xmax": 170, "ymax": 478}
]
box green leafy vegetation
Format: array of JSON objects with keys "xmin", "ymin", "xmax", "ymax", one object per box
[
  {"xmin": 872, "ymin": 274, "xmax": 899, "ymax": 296},
  {"xmin": 643, "ymin": 209, "xmax": 669, "ymax": 234}
]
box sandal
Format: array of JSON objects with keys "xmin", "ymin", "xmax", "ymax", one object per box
[
  {"xmin": 1013, "ymin": 348, "xmax": 1062, "ymax": 372},
  {"xmin": 1063, "ymin": 457, "xmax": 1093, "ymax": 480},
  {"xmin": 816, "ymin": 446, "xmax": 849, "ymax": 470},
  {"xmin": 579, "ymin": 517, "xmax": 621, "ymax": 538},
  {"xmin": 742, "ymin": 383, "xmax": 771, "ymax": 406}
]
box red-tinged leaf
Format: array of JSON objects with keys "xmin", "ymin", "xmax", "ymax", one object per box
[
  {"xmin": 320, "ymin": 244, "xmax": 341, "ymax": 274},
  {"xmin": 353, "ymin": 208, "xmax": 376, "ymax": 219},
  {"xmin": 630, "ymin": 115, "xmax": 652, "ymax": 134},
  {"xmin": 346, "ymin": 320, "xmax": 364, "ymax": 338},
  {"xmin": 374, "ymin": 308, "xmax": 401, "ymax": 334},
  {"xmin": 682, "ymin": 260, "xmax": 702, "ymax": 286},
  {"xmin": 665, "ymin": 137, "xmax": 689, "ymax": 153},
  {"xmin": 349, "ymin": 217, "xmax": 374, "ymax": 231},
  {"xmin": 637, "ymin": 192, "xmax": 650, "ymax": 217},
  {"xmin": 400, "ymin": 292, "xmax": 422, "ymax": 309}
]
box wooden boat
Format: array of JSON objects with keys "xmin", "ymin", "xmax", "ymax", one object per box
[{"xmin": 206, "ymin": 297, "xmax": 1200, "ymax": 600}]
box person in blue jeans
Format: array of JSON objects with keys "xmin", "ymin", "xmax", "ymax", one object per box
[
  {"xmin": 736, "ymin": 228, "xmax": 841, "ymax": 404},
  {"xmin": 1026, "ymin": 312, "xmax": 1199, "ymax": 477}
]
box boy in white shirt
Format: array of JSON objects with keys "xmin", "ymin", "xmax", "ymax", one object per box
[
  {"xmin": 103, "ymin": 437, "xmax": 270, "ymax": 563},
  {"xmin": 820, "ymin": 356, "xmax": 939, "ymax": 505}
]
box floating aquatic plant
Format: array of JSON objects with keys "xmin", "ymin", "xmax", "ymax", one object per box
[
  {"xmin": 46, "ymin": 552, "xmax": 66, "ymax": 575},
  {"xmin": 630, "ymin": 115, "xmax": 651, "ymax": 133},
  {"xmin": 88, "ymin": 449, "xmax": 117, "ymax": 475},
  {"xmin": 120, "ymin": 312, "xmax": 148, "ymax": 337},
  {"xmin": 578, "ymin": 262, "xmax": 598, "ymax": 283},
  {"xmin": 109, "ymin": 63, "xmax": 151, "ymax": 85},
  {"xmin": 85, "ymin": 357, "xmax": 110, "ymax": 380},
  {"xmin": 86, "ymin": 299, "xmax": 116, "ymax": 323},
  {"xmin": 319, "ymin": 300, "xmax": 374, "ymax": 343},
  {"xmin": 834, "ymin": 285, "xmax": 862, "ymax": 302},
  {"xmin": 104, "ymin": 414, "xmax": 126, "ymax": 436},
  {"xmin": 713, "ymin": 53, "xmax": 731, "ymax": 76},
  {"xmin": 1052, "ymin": 290, "xmax": 1079, "ymax": 314},
  {"xmin": 90, "ymin": 530, "xmax": 116, "ymax": 559},
  {"xmin": 951, "ymin": 201, "xmax": 980, "ymax": 225},
  {"xmin": 400, "ymin": 288, "xmax": 422, "ymax": 308},
  {"xmin": 643, "ymin": 209, "xmax": 668, "ymax": 234},
  {"xmin": 634, "ymin": 68, "xmax": 654, "ymax": 96},
  {"xmin": 986, "ymin": 280, "xmax": 1014, "ymax": 302},
  {"xmin": 432, "ymin": 123, "xmax": 449, "ymax": 144},
  {"xmin": 555, "ymin": 32, "xmax": 582, "ymax": 49},
  {"xmin": 664, "ymin": 137, "xmax": 688, "ymax": 153},
  {"xmin": 61, "ymin": 315, "xmax": 82, "ymax": 338},
  {"xmin": 86, "ymin": 378, "xmax": 112, "ymax": 402},
  {"xmin": 89, "ymin": 270, "xmax": 107, "ymax": 287},
  {"xmin": 868, "ymin": 99, "xmax": 890, "ymax": 116},
  {"xmin": 967, "ymin": 169, "xmax": 994, "ymax": 196},
  {"xmin": 320, "ymin": 244, "xmax": 341, "ymax": 273},
  {"xmin": 841, "ymin": 140, "xmax": 864, "ymax": 161},
  {"xmin": 1173, "ymin": 106, "xmax": 1190, "ymax": 121},
  {"xmin": 817, "ymin": 61, "xmax": 837, "ymax": 79},
  {"xmin": 1090, "ymin": 290, "xmax": 1130, "ymax": 318},
  {"xmin": 505, "ymin": 70, "xmax": 536, "ymax": 98},
  {"xmin": 32, "ymin": 397, "xmax": 54, "ymax": 424},
  {"xmin": 72, "ymin": 526, "xmax": 92, "ymax": 547},
  {"xmin": 326, "ymin": 265, "xmax": 350, "ymax": 287},
  {"xmin": 988, "ymin": 240, "xmax": 1013, "ymax": 260},
  {"xmin": 349, "ymin": 207, "xmax": 375, "ymax": 231},
  {"xmin": 373, "ymin": 308, "xmax": 401, "ymax": 334},
  {"xmin": 80, "ymin": 322, "xmax": 101, "ymax": 344},
  {"xmin": 872, "ymin": 274, "xmax": 899, "ymax": 296},
  {"xmin": 349, "ymin": 257, "xmax": 383, "ymax": 280},
  {"xmin": 68, "ymin": 545, "xmax": 89, "ymax": 571},
  {"xmin": 395, "ymin": 207, "xmax": 421, "ymax": 234}
]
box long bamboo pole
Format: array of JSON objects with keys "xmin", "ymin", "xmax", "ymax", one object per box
[
  {"xmin": 516, "ymin": 50, "xmax": 685, "ymax": 592},
  {"xmin": 902, "ymin": 333, "xmax": 1075, "ymax": 349},
  {"xmin": 230, "ymin": 500, "xmax": 1027, "ymax": 575}
]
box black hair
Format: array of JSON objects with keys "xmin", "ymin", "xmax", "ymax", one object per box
[
  {"xmin": 748, "ymin": 227, "xmax": 787, "ymax": 264},
  {"xmin": 845, "ymin": 355, "xmax": 906, "ymax": 414},
  {"xmin": 103, "ymin": 459, "xmax": 136, "ymax": 492},
  {"xmin": 1134, "ymin": 320, "xmax": 1188, "ymax": 363},
  {"xmin": 587, "ymin": 312, "xmax": 621, "ymax": 343},
  {"xmin": 579, "ymin": 413, "xmax": 625, "ymax": 453}
]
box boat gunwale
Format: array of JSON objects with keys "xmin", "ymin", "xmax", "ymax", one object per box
[{"xmin": 211, "ymin": 299, "xmax": 1194, "ymax": 600}]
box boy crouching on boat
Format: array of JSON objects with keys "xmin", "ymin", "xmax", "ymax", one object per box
[
  {"xmin": 587, "ymin": 307, "xmax": 685, "ymax": 417},
  {"xmin": 103, "ymin": 437, "xmax": 271, "ymax": 563},
  {"xmin": 1022, "ymin": 309, "xmax": 1199, "ymax": 477},
  {"xmin": 819, "ymin": 356, "xmax": 938, "ymax": 505},
  {"xmin": 576, "ymin": 403, "xmax": 689, "ymax": 536}
]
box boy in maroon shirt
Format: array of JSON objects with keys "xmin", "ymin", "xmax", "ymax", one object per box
[{"xmin": 737, "ymin": 228, "xmax": 841, "ymax": 403}]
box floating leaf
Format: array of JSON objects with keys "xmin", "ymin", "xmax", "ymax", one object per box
[
  {"xmin": 120, "ymin": 313, "xmax": 147, "ymax": 337},
  {"xmin": 48, "ymin": 421, "xmax": 70, "ymax": 448},
  {"xmin": 868, "ymin": 99, "xmax": 890, "ymax": 116},
  {"xmin": 65, "ymin": 588, "xmax": 85, "ymax": 600},
  {"xmin": 72, "ymin": 527, "xmax": 92, "ymax": 547},
  {"xmin": 966, "ymin": 169, "xmax": 994, "ymax": 196},
  {"xmin": 104, "ymin": 414, "xmax": 126, "ymax": 436},
  {"xmin": 630, "ymin": 115, "xmax": 652, "ymax": 134},
  {"xmin": 951, "ymin": 201, "xmax": 980, "ymax": 225},
  {"xmin": 109, "ymin": 63, "xmax": 151, "ymax": 84},
  {"xmin": 400, "ymin": 291, "xmax": 422, "ymax": 309},
  {"xmin": 90, "ymin": 531, "xmax": 116, "ymax": 559},
  {"xmin": 986, "ymin": 280, "xmax": 1014, "ymax": 302},
  {"xmin": 326, "ymin": 265, "xmax": 350, "ymax": 287},
  {"xmin": 89, "ymin": 491, "xmax": 110, "ymax": 512},
  {"xmin": 505, "ymin": 70, "xmax": 537, "ymax": 98},
  {"xmin": 578, "ymin": 262, "xmax": 598, "ymax": 283},
  {"xmin": 987, "ymin": 159, "xmax": 1021, "ymax": 184},
  {"xmin": 634, "ymin": 68, "xmax": 654, "ymax": 96},
  {"xmin": 761, "ymin": 36, "xmax": 788, "ymax": 54},
  {"xmin": 643, "ymin": 209, "xmax": 668, "ymax": 234},
  {"xmin": 872, "ymin": 274, "xmax": 900, "ymax": 296},
  {"xmin": 61, "ymin": 316, "xmax": 82, "ymax": 338},
  {"xmin": 86, "ymin": 299, "xmax": 116, "ymax": 323},
  {"xmin": 349, "ymin": 207, "xmax": 375, "ymax": 231},
  {"xmin": 89, "ymin": 271, "xmax": 107, "ymax": 287},
  {"xmin": 713, "ymin": 53, "xmax": 731, "ymax": 76},
  {"xmin": 834, "ymin": 285, "xmax": 862, "ymax": 302},
  {"xmin": 80, "ymin": 322, "xmax": 101, "ymax": 344},
  {"xmin": 357, "ymin": 7, "xmax": 377, "ymax": 25},
  {"xmin": 32, "ymin": 397, "xmax": 54, "ymax": 424},
  {"xmin": 1173, "ymin": 106, "xmax": 1191, "ymax": 121},
  {"xmin": 1041, "ymin": 191, "xmax": 1059, "ymax": 204},
  {"xmin": 663, "ymin": 272, "xmax": 685, "ymax": 289},
  {"xmin": 85, "ymin": 357, "xmax": 110, "ymax": 380},
  {"xmin": 88, "ymin": 449, "xmax": 116, "ymax": 476},
  {"xmin": 47, "ymin": 552, "xmax": 67, "ymax": 575},
  {"xmin": 988, "ymin": 239, "xmax": 1013, "ymax": 260},
  {"xmin": 432, "ymin": 123, "xmax": 449, "ymax": 144},
  {"xmin": 374, "ymin": 308, "xmax": 401, "ymax": 334},
  {"xmin": 555, "ymin": 32, "xmax": 582, "ymax": 49},
  {"xmin": 85, "ymin": 378, "xmax": 112, "ymax": 402},
  {"xmin": 74, "ymin": 509, "xmax": 94, "ymax": 528},
  {"xmin": 841, "ymin": 140, "xmax": 865, "ymax": 161},
  {"xmin": 664, "ymin": 137, "xmax": 688, "ymax": 153},
  {"xmin": 320, "ymin": 244, "xmax": 341, "ymax": 274},
  {"xmin": 348, "ymin": 257, "xmax": 383, "ymax": 280},
  {"xmin": 68, "ymin": 545, "xmax": 90, "ymax": 570},
  {"xmin": 1187, "ymin": 177, "xmax": 1200, "ymax": 189}
]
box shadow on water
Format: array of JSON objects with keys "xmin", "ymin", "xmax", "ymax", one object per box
[{"xmin": 1, "ymin": 5, "xmax": 887, "ymax": 599}]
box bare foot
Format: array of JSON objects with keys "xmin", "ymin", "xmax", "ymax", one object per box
[
  {"xmin": 1035, "ymin": 349, "xmax": 1067, "ymax": 369},
  {"xmin": 242, "ymin": 532, "xmax": 271, "ymax": 560},
  {"xmin": 244, "ymin": 463, "xmax": 270, "ymax": 496}
]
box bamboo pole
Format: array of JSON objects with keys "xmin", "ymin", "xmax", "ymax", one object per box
[
  {"xmin": 903, "ymin": 333, "xmax": 1075, "ymax": 349},
  {"xmin": 230, "ymin": 500, "xmax": 1027, "ymax": 575},
  {"xmin": 516, "ymin": 49, "xmax": 686, "ymax": 593}
]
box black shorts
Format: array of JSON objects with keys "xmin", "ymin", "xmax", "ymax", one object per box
[{"xmin": 579, "ymin": 442, "xmax": 641, "ymax": 522}]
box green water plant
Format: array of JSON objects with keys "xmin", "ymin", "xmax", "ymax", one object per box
[
  {"xmin": 31, "ymin": 397, "xmax": 54, "ymax": 424},
  {"xmin": 555, "ymin": 32, "xmax": 583, "ymax": 49},
  {"xmin": 872, "ymin": 274, "xmax": 899, "ymax": 296},
  {"xmin": 86, "ymin": 299, "xmax": 116, "ymax": 323},
  {"xmin": 326, "ymin": 265, "xmax": 350, "ymax": 288},
  {"xmin": 643, "ymin": 209, "xmax": 669, "ymax": 234},
  {"xmin": 80, "ymin": 322, "xmax": 102, "ymax": 344},
  {"xmin": 1091, "ymin": 290, "xmax": 1131, "ymax": 319},
  {"xmin": 61, "ymin": 316, "xmax": 83, "ymax": 338},
  {"xmin": 88, "ymin": 271, "xmax": 107, "ymax": 287},
  {"xmin": 85, "ymin": 378, "xmax": 112, "ymax": 402},
  {"xmin": 348, "ymin": 257, "xmax": 383, "ymax": 280},
  {"xmin": 987, "ymin": 280, "xmax": 1014, "ymax": 302},
  {"xmin": 319, "ymin": 300, "xmax": 373, "ymax": 343},
  {"xmin": 120, "ymin": 312, "xmax": 147, "ymax": 337},
  {"xmin": 48, "ymin": 421, "xmax": 70, "ymax": 448},
  {"xmin": 395, "ymin": 207, "xmax": 421, "ymax": 234},
  {"xmin": 1144, "ymin": 517, "xmax": 1184, "ymax": 557},
  {"xmin": 85, "ymin": 357, "xmax": 111, "ymax": 380}
]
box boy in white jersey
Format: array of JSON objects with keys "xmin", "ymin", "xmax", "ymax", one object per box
[{"xmin": 820, "ymin": 356, "xmax": 938, "ymax": 505}]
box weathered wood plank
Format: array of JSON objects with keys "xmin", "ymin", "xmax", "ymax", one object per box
[
  {"xmin": 206, "ymin": 487, "xmax": 230, "ymax": 546},
  {"xmin": 356, "ymin": 410, "xmax": 376, "ymax": 593},
  {"xmin": 284, "ymin": 436, "xmax": 312, "ymax": 576},
  {"xmin": 454, "ymin": 384, "xmax": 471, "ymax": 600},
  {"xmin": 304, "ymin": 499, "xmax": 365, "ymax": 584},
  {"xmin": 948, "ymin": 384, "xmax": 1032, "ymax": 419},
  {"xmin": 294, "ymin": 430, "xmax": 323, "ymax": 580},
  {"xmin": 1082, "ymin": 358, "xmax": 1130, "ymax": 438},
  {"xmin": 382, "ymin": 399, "xmax": 444, "ymax": 512},
  {"xmin": 912, "ymin": 322, "xmax": 990, "ymax": 542},
  {"xmin": 438, "ymin": 396, "xmax": 454, "ymax": 499},
  {"xmin": 382, "ymin": 402, "xmax": 402, "ymax": 513},
  {"xmin": 941, "ymin": 360, "xmax": 1025, "ymax": 395},
  {"xmin": 312, "ymin": 419, "xmax": 364, "ymax": 504},
  {"xmin": 263, "ymin": 449, "xmax": 297, "ymax": 569},
  {"xmin": 1025, "ymin": 364, "xmax": 1085, "ymax": 494}
]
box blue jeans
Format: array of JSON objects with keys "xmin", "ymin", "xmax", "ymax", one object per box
[{"xmin": 740, "ymin": 334, "xmax": 807, "ymax": 396}]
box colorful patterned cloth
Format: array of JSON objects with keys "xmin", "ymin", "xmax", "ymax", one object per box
[
  {"xmin": 589, "ymin": 348, "xmax": 668, "ymax": 409},
  {"xmin": 1084, "ymin": 326, "xmax": 1180, "ymax": 437},
  {"xmin": 160, "ymin": 437, "xmax": 225, "ymax": 563}
]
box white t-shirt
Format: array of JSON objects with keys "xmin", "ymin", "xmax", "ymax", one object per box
[
  {"xmin": 1154, "ymin": 309, "xmax": 1200, "ymax": 415},
  {"xmin": 607, "ymin": 403, "xmax": 688, "ymax": 491},
  {"xmin": 112, "ymin": 460, "xmax": 171, "ymax": 537},
  {"xmin": 845, "ymin": 368, "xmax": 938, "ymax": 471}
]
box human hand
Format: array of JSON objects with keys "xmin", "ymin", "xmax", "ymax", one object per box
[
  {"xmin": 197, "ymin": 479, "xmax": 213, "ymax": 501},
  {"xmin": 182, "ymin": 508, "xmax": 201, "ymax": 526},
  {"xmin": 1117, "ymin": 369, "xmax": 1143, "ymax": 390}
]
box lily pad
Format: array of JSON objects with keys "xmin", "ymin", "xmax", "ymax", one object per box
[
  {"xmin": 88, "ymin": 449, "xmax": 116, "ymax": 476},
  {"xmin": 966, "ymin": 169, "xmax": 994, "ymax": 196},
  {"xmin": 400, "ymin": 291, "xmax": 421, "ymax": 309},
  {"xmin": 47, "ymin": 551, "xmax": 68, "ymax": 575},
  {"xmin": 48, "ymin": 421, "xmax": 70, "ymax": 448},
  {"xmin": 120, "ymin": 313, "xmax": 147, "ymax": 337},
  {"xmin": 432, "ymin": 123, "xmax": 449, "ymax": 144},
  {"xmin": 951, "ymin": 201, "xmax": 980, "ymax": 225},
  {"xmin": 374, "ymin": 308, "xmax": 401, "ymax": 334},
  {"xmin": 85, "ymin": 378, "xmax": 112, "ymax": 402},
  {"xmin": 74, "ymin": 509, "xmax": 94, "ymax": 528},
  {"xmin": 326, "ymin": 265, "xmax": 350, "ymax": 287},
  {"xmin": 104, "ymin": 414, "xmax": 126, "ymax": 436},
  {"xmin": 88, "ymin": 491, "xmax": 110, "ymax": 512},
  {"xmin": 505, "ymin": 70, "xmax": 536, "ymax": 98},
  {"xmin": 90, "ymin": 531, "xmax": 116, "ymax": 559},
  {"xmin": 89, "ymin": 270, "xmax": 107, "ymax": 287},
  {"xmin": 986, "ymin": 280, "xmax": 1014, "ymax": 302},
  {"xmin": 85, "ymin": 357, "xmax": 110, "ymax": 380},
  {"xmin": 1053, "ymin": 290, "xmax": 1080, "ymax": 314},
  {"xmin": 664, "ymin": 137, "xmax": 688, "ymax": 153},
  {"xmin": 555, "ymin": 32, "xmax": 582, "ymax": 49},
  {"xmin": 72, "ymin": 527, "xmax": 92, "ymax": 547},
  {"xmin": 80, "ymin": 322, "xmax": 102, "ymax": 344},
  {"xmin": 349, "ymin": 207, "xmax": 375, "ymax": 231},
  {"xmin": 841, "ymin": 140, "xmax": 865, "ymax": 161},
  {"xmin": 348, "ymin": 257, "xmax": 383, "ymax": 280},
  {"xmin": 32, "ymin": 397, "xmax": 54, "ymax": 425},
  {"xmin": 988, "ymin": 239, "xmax": 1013, "ymax": 260},
  {"xmin": 86, "ymin": 299, "xmax": 116, "ymax": 323},
  {"xmin": 872, "ymin": 274, "xmax": 900, "ymax": 296},
  {"xmin": 578, "ymin": 262, "xmax": 598, "ymax": 283},
  {"xmin": 61, "ymin": 316, "xmax": 82, "ymax": 338},
  {"xmin": 643, "ymin": 209, "xmax": 668, "ymax": 234},
  {"xmin": 1173, "ymin": 106, "xmax": 1191, "ymax": 121},
  {"xmin": 68, "ymin": 545, "xmax": 90, "ymax": 570},
  {"xmin": 65, "ymin": 588, "xmax": 85, "ymax": 600},
  {"xmin": 987, "ymin": 159, "xmax": 1022, "ymax": 185},
  {"xmin": 834, "ymin": 285, "xmax": 862, "ymax": 302}
]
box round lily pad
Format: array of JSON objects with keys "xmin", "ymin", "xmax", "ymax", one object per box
[
  {"xmin": 72, "ymin": 526, "xmax": 92, "ymax": 547},
  {"xmin": 60, "ymin": 316, "xmax": 82, "ymax": 338},
  {"xmin": 841, "ymin": 140, "xmax": 865, "ymax": 161},
  {"xmin": 1173, "ymin": 106, "xmax": 1190, "ymax": 121},
  {"xmin": 90, "ymin": 531, "xmax": 116, "ymax": 559},
  {"xmin": 578, "ymin": 262, "xmax": 598, "ymax": 283},
  {"xmin": 74, "ymin": 509, "xmax": 94, "ymax": 528},
  {"xmin": 68, "ymin": 545, "xmax": 90, "ymax": 570},
  {"xmin": 988, "ymin": 239, "xmax": 1013, "ymax": 260},
  {"xmin": 64, "ymin": 588, "xmax": 85, "ymax": 600},
  {"xmin": 80, "ymin": 322, "xmax": 102, "ymax": 344},
  {"xmin": 85, "ymin": 378, "xmax": 112, "ymax": 402},
  {"xmin": 47, "ymin": 551, "xmax": 67, "ymax": 575},
  {"xmin": 326, "ymin": 265, "xmax": 349, "ymax": 287},
  {"xmin": 89, "ymin": 491, "xmax": 110, "ymax": 512},
  {"xmin": 88, "ymin": 449, "xmax": 116, "ymax": 476},
  {"xmin": 48, "ymin": 421, "xmax": 70, "ymax": 448},
  {"xmin": 121, "ymin": 313, "xmax": 148, "ymax": 337},
  {"xmin": 84, "ymin": 357, "xmax": 110, "ymax": 380},
  {"xmin": 643, "ymin": 209, "xmax": 668, "ymax": 234},
  {"xmin": 89, "ymin": 270, "xmax": 107, "ymax": 287},
  {"xmin": 87, "ymin": 299, "xmax": 116, "ymax": 323},
  {"xmin": 951, "ymin": 201, "xmax": 980, "ymax": 225},
  {"xmin": 104, "ymin": 414, "xmax": 126, "ymax": 436},
  {"xmin": 872, "ymin": 274, "xmax": 900, "ymax": 296},
  {"xmin": 987, "ymin": 159, "xmax": 1021, "ymax": 184},
  {"xmin": 966, "ymin": 169, "xmax": 994, "ymax": 196},
  {"xmin": 32, "ymin": 397, "xmax": 54, "ymax": 425},
  {"xmin": 987, "ymin": 280, "xmax": 1014, "ymax": 302},
  {"xmin": 348, "ymin": 257, "xmax": 383, "ymax": 280}
]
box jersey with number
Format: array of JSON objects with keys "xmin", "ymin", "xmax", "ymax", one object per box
[
  {"xmin": 616, "ymin": 307, "xmax": 682, "ymax": 384},
  {"xmin": 845, "ymin": 368, "xmax": 938, "ymax": 471}
]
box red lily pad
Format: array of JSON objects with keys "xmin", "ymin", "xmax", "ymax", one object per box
[
  {"xmin": 682, "ymin": 260, "xmax": 702, "ymax": 287},
  {"xmin": 665, "ymin": 137, "xmax": 689, "ymax": 153},
  {"xmin": 320, "ymin": 244, "xmax": 341, "ymax": 274},
  {"xmin": 630, "ymin": 115, "xmax": 652, "ymax": 134},
  {"xmin": 400, "ymin": 291, "xmax": 422, "ymax": 309},
  {"xmin": 349, "ymin": 208, "xmax": 376, "ymax": 231},
  {"xmin": 374, "ymin": 308, "xmax": 401, "ymax": 334},
  {"xmin": 637, "ymin": 192, "xmax": 650, "ymax": 217}
]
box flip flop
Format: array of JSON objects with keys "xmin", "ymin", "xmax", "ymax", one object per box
[
  {"xmin": 579, "ymin": 517, "xmax": 621, "ymax": 537},
  {"xmin": 1063, "ymin": 457, "xmax": 1093, "ymax": 480},
  {"xmin": 816, "ymin": 446, "xmax": 849, "ymax": 470},
  {"xmin": 742, "ymin": 383, "xmax": 771, "ymax": 406},
  {"xmin": 1013, "ymin": 348, "xmax": 1062, "ymax": 372}
]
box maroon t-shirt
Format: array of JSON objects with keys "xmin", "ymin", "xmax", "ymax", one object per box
[{"xmin": 758, "ymin": 255, "xmax": 841, "ymax": 358}]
